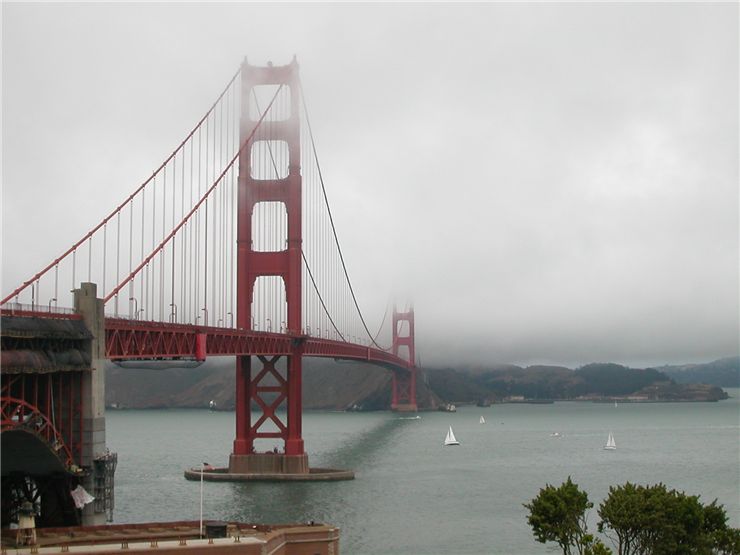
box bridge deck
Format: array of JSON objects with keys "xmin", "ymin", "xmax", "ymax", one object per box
[{"xmin": 1, "ymin": 311, "xmax": 411, "ymax": 371}]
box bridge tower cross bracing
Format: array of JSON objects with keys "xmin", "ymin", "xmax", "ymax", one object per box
[
  {"xmin": 391, "ymin": 305, "xmax": 418, "ymax": 412},
  {"xmin": 231, "ymin": 58, "xmax": 307, "ymax": 474}
]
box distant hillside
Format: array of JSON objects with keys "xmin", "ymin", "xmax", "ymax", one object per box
[
  {"xmin": 653, "ymin": 357, "xmax": 739, "ymax": 388},
  {"xmin": 106, "ymin": 358, "xmax": 443, "ymax": 411},
  {"xmin": 105, "ymin": 357, "xmax": 730, "ymax": 411},
  {"xmin": 424, "ymin": 362, "xmax": 727, "ymax": 403}
]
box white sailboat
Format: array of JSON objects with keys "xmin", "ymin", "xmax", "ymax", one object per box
[
  {"xmin": 479, "ymin": 416, "xmax": 486, "ymax": 424},
  {"xmin": 444, "ymin": 426, "xmax": 460, "ymax": 446},
  {"xmin": 604, "ymin": 431, "xmax": 616, "ymax": 450}
]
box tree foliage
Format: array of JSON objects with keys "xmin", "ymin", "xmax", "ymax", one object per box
[
  {"xmin": 597, "ymin": 482, "xmax": 705, "ymax": 554},
  {"xmin": 597, "ymin": 483, "xmax": 738, "ymax": 555},
  {"xmin": 573, "ymin": 364, "xmax": 669, "ymax": 397},
  {"xmin": 526, "ymin": 480, "xmax": 739, "ymax": 555},
  {"xmin": 524, "ymin": 476, "xmax": 595, "ymax": 555}
]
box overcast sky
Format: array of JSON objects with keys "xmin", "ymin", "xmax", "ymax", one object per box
[{"xmin": 2, "ymin": 2, "xmax": 738, "ymax": 368}]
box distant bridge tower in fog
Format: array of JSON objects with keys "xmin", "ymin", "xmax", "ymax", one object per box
[{"xmin": 391, "ymin": 304, "xmax": 418, "ymax": 411}]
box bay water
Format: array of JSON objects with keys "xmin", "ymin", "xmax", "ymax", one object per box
[{"xmin": 108, "ymin": 390, "xmax": 739, "ymax": 554}]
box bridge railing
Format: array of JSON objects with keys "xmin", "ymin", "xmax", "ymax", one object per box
[{"xmin": 1, "ymin": 302, "xmax": 78, "ymax": 317}]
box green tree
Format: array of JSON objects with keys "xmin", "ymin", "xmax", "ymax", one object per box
[
  {"xmin": 701, "ymin": 500, "xmax": 740, "ymax": 555},
  {"xmin": 598, "ymin": 483, "xmax": 739, "ymax": 555},
  {"xmin": 582, "ymin": 536, "xmax": 613, "ymax": 555},
  {"xmin": 709, "ymin": 527, "xmax": 740, "ymax": 555},
  {"xmin": 524, "ymin": 476, "xmax": 594, "ymax": 555}
]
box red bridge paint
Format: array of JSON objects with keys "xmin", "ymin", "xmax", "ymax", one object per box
[{"xmin": 391, "ymin": 306, "xmax": 418, "ymax": 411}]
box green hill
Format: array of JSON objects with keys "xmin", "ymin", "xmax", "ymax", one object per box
[{"xmin": 653, "ymin": 357, "xmax": 739, "ymax": 388}]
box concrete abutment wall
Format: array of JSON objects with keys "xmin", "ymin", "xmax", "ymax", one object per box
[{"xmin": 73, "ymin": 283, "xmax": 113, "ymax": 526}]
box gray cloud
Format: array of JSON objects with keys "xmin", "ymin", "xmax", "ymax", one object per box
[{"xmin": 2, "ymin": 3, "xmax": 737, "ymax": 368}]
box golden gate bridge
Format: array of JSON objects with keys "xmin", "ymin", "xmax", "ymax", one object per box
[{"xmin": 1, "ymin": 57, "xmax": 418, "ymax": 526}]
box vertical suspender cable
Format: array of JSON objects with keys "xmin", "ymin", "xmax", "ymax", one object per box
[
  {"xmin": 115, "ymin": 210, "xmax": 120, "ymax": 315},
  {"xmin": 189, "ymin": 137, "xmax": 194, "ymax": 322},
  {"xmin": 218, "ymin": 96, "xmax": 224, "ymax": 324},
  {"xmin": 203, "ymin": 198, "xmax": 209, "ymax": 325},
  {"xmin": 228, "ymin": 86, "xmax": 234, "ymax": 326},
  {"xmin": 196, "ymin": 127, "xmax": 201, "ymax": 322},
  {"xmin": 161, "ymin": 166, "xmax": 167, "ymax": 320},
  {"xmin": 140, "ymin": 193, "xmax": 145, "ymax": 319},
  {"xmin": 102, "ymin": 224, "xmax": 107, "ymax": 304},
  {"xmin": 54, "ymin": 265, "xmax": 58, "ymax": 309},
  {"xmin": 211, "ymin": 103, "xmax": 217, "ymax": 322},
  {"xmin": 204, "ymin": 117, "xmax": 210, "ymax": 320},
  {"xmin": 181, "ymin": 149, "xmax": 186, "ymax": 322},
  {"xmin": 171, "ymin": 155, "xmax": 177, "ymax": 322},
  {"xmin": 129, "ymin": 201, "xmax": 134, "ymax": 317},
  {"xmin": 300, "ymin": 80, "xmax": 387, "ymax": 348},
  {"xmin": 151, "ymin": 176, "xmax": 156, "ymax": 318}
]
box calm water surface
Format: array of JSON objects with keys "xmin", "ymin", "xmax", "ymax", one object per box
[{"xmin": 108, "ymin": 390, "xmax": 740, "ymax": 554}]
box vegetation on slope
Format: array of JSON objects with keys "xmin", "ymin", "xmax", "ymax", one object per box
[
  {"xmin": 106, "ymin": 357, "xmax": 730, "ymax": 411},
  {"xmin": 655, "ymin": 357, "xmax": 739, "ymax": 388}
]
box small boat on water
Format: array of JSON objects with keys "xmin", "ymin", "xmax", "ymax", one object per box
[
  {"xmin": 444, "ymin": 426, "xmax": 460, "ymax": 446},
  {"xmin": 209, "ymin": 400, "xmax": 217, "ymax": 411},
  {"xmin": 479, "ymin": 416, "xmax": 485, "ymax": 424},
  {"xmin": 550, "ymin": 432, "xmax": 561, "ymax": 437},
  {"xmin": 604, "ymin": 431, "xmax": 617, "ymax": 450}
]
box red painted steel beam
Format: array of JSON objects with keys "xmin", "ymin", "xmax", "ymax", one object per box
[
  {"xmin": 104, "ymin": 317, "xmax": 411, "ymax": 370},
  {"xmin": 0, "ymin": 396, "xmax": 75, "ymax": 469}
]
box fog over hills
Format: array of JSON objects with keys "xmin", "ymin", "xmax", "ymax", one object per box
[
  {"xmin": 106, "ymin": 357, "xmax": 736, "ymax": 411},
  {"xmin": 4, "ymin": 4, "xmax": 738, "ymax": 372},
  {"xmin": 655, "ymin": 357, "xmax": 739, "ymax": 388}
]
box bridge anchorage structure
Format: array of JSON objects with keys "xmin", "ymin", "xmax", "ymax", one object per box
[{"xmin": 2, "ymin": 55, "xmax": 420, "ymax": 500}]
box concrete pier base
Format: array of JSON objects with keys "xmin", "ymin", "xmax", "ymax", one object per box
[
  {"xmin": 391, "ymin": 403, "xmax": 418, "ymax": 412},
  {"xmin": 183, "ymin": 451, "xmax": 353, "ymax": 481},
  {"xmin": 184, "ymin": 464, "xmax": 354, "ymax": 482},
  {"xmin": 228, "ymin": 453, "xmax": 309, "ymax": 475}
]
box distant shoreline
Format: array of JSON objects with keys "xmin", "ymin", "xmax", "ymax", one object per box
[{"xmin": 106, "ymin": 394, "xmax": 733, "ymax": 412}]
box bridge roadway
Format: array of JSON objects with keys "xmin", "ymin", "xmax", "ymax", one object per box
[
  {"xmin": 5, "ymin": 310, "xmax": 411, "ymax": 371},
  {"xmin": 106, "ymin": 318, "xmax": 412, "ymax": 369}
]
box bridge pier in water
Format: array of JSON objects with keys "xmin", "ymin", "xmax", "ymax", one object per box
[{"xmin": 229, "ymin": 353, "xmax": 309, "ymax": 475}]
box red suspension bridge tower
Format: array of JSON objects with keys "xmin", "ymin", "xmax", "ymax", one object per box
[
  {"xmin": 391, "ymin": 305, "xmax": 418, "ymax": 412},
  {"xmin": 231, "ymin": 58, "xmax": 307, "ymax": 475}
]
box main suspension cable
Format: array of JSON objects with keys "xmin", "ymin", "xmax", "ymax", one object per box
[
  {"xmin": 104, "ymin": 84, "xmax": 284, "ymax": 304},
  {"xmin": 299, "ymin": 78, "xmax": 389, "ymax": 350},
  {"xmin": 1, "ymin": 67, "xmax": 242, "ymax": 306}
]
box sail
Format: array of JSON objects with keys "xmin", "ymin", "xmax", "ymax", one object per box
[
  {"xmin": 444, "ymin": 426, "xmax": 459, "ymax": 445},
  {"xmin": 479, "ymin": 416, "xmax": 485, "ymax": 424},
  {"xmin": 604, "ymin": 432, "xmax": 616, "ymax": 449}
]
